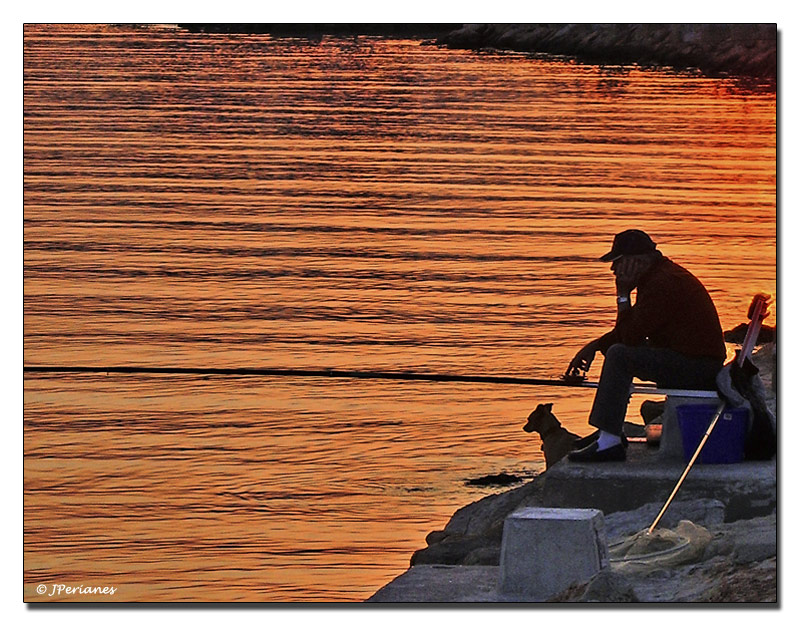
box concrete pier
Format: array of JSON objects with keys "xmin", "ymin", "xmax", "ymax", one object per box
[{"xmin": 541, "ymin": 444, "xmax": 775, "ymax": 521}]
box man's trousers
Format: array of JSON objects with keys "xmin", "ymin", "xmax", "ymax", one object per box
[{"xmin": 588, "ymin": 344, "xmax": 723, "ymax": 436}]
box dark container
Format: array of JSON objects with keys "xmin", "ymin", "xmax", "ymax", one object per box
[{"xmin": 677, "ymin": 403, "xmax": 748, "ymax": 464}]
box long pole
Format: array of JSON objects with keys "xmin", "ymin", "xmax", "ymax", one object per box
[
  {"xmin": 22, "ymin": 365, "xmax": 596, "ymax": 387},
  {"xmin": 22, "ymin": 365, "xmax": 719, "ymax": 397}
]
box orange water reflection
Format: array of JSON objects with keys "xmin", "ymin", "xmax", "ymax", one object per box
[{"xmin": 24, "ymin": 25, "xmax": 775, "ymax": 601}]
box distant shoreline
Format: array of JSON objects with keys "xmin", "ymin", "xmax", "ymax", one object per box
[
  {"xmin": 176, "ymin": 23, "xmax": 459, "ymax": 39},
  {"xmin": 176, "ymin": 23, "xmax": 777, "ymax": 82},
  {"xmin": 437, "ymin": 24, "xmax": 777, "ymax": 82}
]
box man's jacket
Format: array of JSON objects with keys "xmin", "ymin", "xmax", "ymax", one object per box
[{"xmin": 596, "ymin": 255, "xmax": 727, "ymax": 362}]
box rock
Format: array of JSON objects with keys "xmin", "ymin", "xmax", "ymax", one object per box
[
  {"xmin": 723, "ymin": 323, "xmax": 776, "ymax": 344},
  {"xmin": 750, "ymin": 342, "xmax": 777, "ymax": 397},
  {"xmin": 464, "ymin": 472, "xmax": 523, "ymax": 487},
  {"xmin": 411, "ymin": 534, "xmax": 489, "ymax": 566},
  {"xmin": 549, "ymin": 569, "xmax": 640, "ymax": 603},
  {"xmin": 413, "ymin": 518, "xmax": 505, "ymax": 565},
  {"xmin": 437, "ymin": 24, "xmax": 776, "ymax": 81},
  {"xmin": 442, "ymin": 476, "xmax": 544, "ymax": 538},
  {"xmin": 713, "ymin": 513, "xmax": 777, "ymax": 564},
  {"xmin": 366, "ymin": 565, "xmax": 501, "ymax": 603},
  {"xmin": 462, "ymin": 545, "xmax": 501, "ymax": 566},
  {"xmin": 577, "ymin": 570, "xmax": 640, "ymax": 602},
  {"xmin": 604, "ymin": 499, "xmax": 725, "ymax": 540},
  {"xmin": 412, "ymin": 477, "xmax": 545, "ymax": 566},
  {"xmin": 733, "ymin": 535, "xmax": 776, "ymax": 564},
  {"xmin": 696, "ymin": 557, "xmax": 777, "ymax": 602},
  {"xmin": 424, "ymin": 530, "xmax": 448, "ymax": 546}
]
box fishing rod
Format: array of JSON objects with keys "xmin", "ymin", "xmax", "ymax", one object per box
[{"xmin": 22, "ymin": 365, "xmax": 718, "ymax": 397}]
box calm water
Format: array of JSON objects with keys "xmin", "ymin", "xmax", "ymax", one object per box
[{"xmin": 23, "ymin": 24, "xmax": 776, "ymax": 601}]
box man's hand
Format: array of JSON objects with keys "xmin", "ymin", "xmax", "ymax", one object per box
[
  {"xmin": 613, "ymin": 256, "xmax": 649, "ymax": 295},
  {"xmin": 565, "ymin": 340, "xmax": 598, "ymax": 377}
]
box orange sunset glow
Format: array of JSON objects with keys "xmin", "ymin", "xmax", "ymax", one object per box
[{"xmin": 24, "ymin": 24, "xmax": 775, "ymax": 602}]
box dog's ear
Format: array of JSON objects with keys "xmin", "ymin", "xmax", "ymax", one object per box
[{"xmin": 546, "ymin": 402, "xmax": 553, "ymax": 410}]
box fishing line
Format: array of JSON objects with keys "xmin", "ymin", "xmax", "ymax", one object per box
[
  {"xmin": 22, "ymin": 366, "xmax": 719, "ymax": 397},
  {"xmin": 23, "ymin": 366, "xmax": 591, "ymax": 387}
]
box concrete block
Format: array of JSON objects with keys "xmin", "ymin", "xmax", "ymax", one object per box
[
  {"xmin": 659, "ymin": 395, "xmax": 717, "ymax": 459},
  {"xmin": 498, "ymin": 507, "xmax": 608, "ymax": 601}
]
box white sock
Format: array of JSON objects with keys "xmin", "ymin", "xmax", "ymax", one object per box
[{"xmin": 597, "ymin": 430, "xmax": 621, "ymax": 451}]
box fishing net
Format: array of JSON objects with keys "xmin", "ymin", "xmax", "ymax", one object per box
[{"xmin": 608, "ymin": 520, "xmax": 712, "ymax": 573}]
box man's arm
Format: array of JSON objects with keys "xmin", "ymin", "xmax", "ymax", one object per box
[
  {"xmin": 566, "ymin": 256, "xmax": 654, "ymax": 375},
  {"xmin": 590, "ymin": 267, "xmax": 636, "ymax": 355},
  {"xmin": 609, "ymin": 256, "xmax": 654, "ymax": 346}
]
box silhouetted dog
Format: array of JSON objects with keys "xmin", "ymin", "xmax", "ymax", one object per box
[{"xmin": 523, "ymin": 403, "xmax": 580, "ymax": 469}]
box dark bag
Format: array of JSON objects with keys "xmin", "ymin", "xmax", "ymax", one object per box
[{"xmin": 728, "ymin": 356, "xmax": 777, "ymax": 461}]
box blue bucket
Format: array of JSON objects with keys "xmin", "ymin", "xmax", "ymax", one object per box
[{"xmin": 676, "ymin": 403, "xmax": 748, "ymax": 464}]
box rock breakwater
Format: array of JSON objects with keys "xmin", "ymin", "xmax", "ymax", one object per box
[
  {"xmin": 176, "ymin": 23, "xmax": 777, "ymax": 81},
  {"xmin": 437, "ymin": 24, "xmax": 777, "ymax": 81},
  {"xmin": 377, "ymin": 343, "xmax": 778, "ymax": 602}
]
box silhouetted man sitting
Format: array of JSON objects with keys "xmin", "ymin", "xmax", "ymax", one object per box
[{"xmin": 566, "ymin": 229, "xmax": 726, "ymax": 462}]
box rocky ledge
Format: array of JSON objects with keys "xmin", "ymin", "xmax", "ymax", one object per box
[
  {"xmin": 437, "ymin": 24, "xmax": 777, "ymax": 81},
  {"xmin": 368, "ymin": 503, "xmax": 776, "ymax": 603},
  {"xmin": 369, "ymin": 457, "xmax": 777, "ymax": 602},
  {"xmin": 369, "ymin": 344, "xmax": 777, "ymax": 602}
]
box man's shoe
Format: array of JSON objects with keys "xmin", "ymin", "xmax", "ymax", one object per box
[
  {"xmin": 568, "ymin": 441, "xmax": 626, "ymax": 463},
  {"xmin": 572, "ymin": 430, "xmax": 628, "ymax": 449}
]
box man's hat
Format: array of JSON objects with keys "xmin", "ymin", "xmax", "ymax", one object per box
[{"xmin": 600, "ymin": 229, "xmax": 657, "ymax": 262}]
